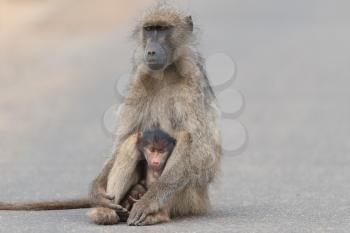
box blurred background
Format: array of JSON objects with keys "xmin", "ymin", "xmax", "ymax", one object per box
[{"xmin": 0, "ymin": 0, "xmax": 349, "ymax": 232}]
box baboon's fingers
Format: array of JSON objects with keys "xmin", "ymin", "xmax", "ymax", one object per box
[
  {"xmin": 127, "ymin": 209, "xmax": 141, "ymax": 225},
  {"xmin": 112, "ymin": 205, "xmax": 128, "ymax": 213},
  {"xmin": 101, "ymin": 202, "xmax": 127, "ymax": 212},
  {"xmin": 134, "ymin": 212, "xmax": 148, "ymax": 226},
  {"xmin": 93, "ymin": 192, "xmax": 127, "ymax": 212},
  {"xmin": 128, "ymin": 204, "xmax": 151, "ymax": 225},
  {"xmin": 102, "ymin": 193, "xmax": 115, "ymax": 200},
  {"xmin": 136, "ymin": 221, "xmax": 146, "ymax": 226}
]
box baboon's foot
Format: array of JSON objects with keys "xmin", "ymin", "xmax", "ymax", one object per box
[{"xmin": 87, "ymin": 207, "xmax": 120, "ymax": 225}]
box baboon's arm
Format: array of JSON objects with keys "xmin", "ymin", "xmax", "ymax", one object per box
[
  {"xmin": 106, "ymin": 133, "xmax": 142, "ymax": 204},
  {"xmin": 87, "ymin": 133, "xmax": 142, "ymax": 224},
  {"xmin": 89, "ymin": 156, "xmax": 127, "ymax": 211},
  {"xmin": 90, "ymin": 133, "xmax": 141, "ymax": 205}
]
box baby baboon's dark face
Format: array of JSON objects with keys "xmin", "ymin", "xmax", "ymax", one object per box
[{"xmin": 137, "ymin": 128, "xmax": 176, "ymax": 171}]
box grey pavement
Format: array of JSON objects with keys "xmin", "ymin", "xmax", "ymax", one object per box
[{"xmin": 0, "ymin": 0, "xmax": 349, "ymax": 232}]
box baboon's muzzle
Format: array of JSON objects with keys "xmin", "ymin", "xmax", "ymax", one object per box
[{"xmin": 144, "ymin": 41, "xmax": 168, "ymax": 70}]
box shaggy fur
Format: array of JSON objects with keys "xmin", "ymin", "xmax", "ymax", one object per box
[{"xmin": 89, "ymin": 2, "xmax": 221, "ymax": 226}]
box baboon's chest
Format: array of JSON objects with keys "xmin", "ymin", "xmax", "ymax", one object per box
[{"xmin": 141, "ymin": 79, "xmax": 189, "ymax": 131}]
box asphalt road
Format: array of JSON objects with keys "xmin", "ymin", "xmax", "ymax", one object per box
[{"xmin": 0, "ymin": 0, "xmax": 350, "ymax": 232}]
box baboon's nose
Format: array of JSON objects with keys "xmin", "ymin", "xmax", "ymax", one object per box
[
  {"xmin": 147, "ymin": 51, "xmax": 156, "ymax": 56},
  {"xmin": 152, "ymin": 161, "xmax": 160, "ymax": 166}
]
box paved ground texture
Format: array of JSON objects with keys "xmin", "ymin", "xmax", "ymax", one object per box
[{"xmin": 0, "ymin": 0, "xmax": 350, "ymax": 232}]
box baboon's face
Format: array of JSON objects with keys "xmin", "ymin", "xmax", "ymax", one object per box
[
  {"xmin": 142, "ymin": 23, "xmax": 174, "ymax": 71},
  {"xmin": 139, "ymin": 13, "xmax": 193, "ymax": 72}
]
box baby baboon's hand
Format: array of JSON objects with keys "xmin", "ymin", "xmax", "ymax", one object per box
[{"xmin": 127, "ymin": 195, "xmax": 139, "ymax": 205}]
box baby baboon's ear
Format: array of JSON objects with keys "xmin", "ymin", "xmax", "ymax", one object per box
[
  {"xmin": 185, "ymin": 15, "xmax": 193, "ymax": 32},
  {"xmin": 136, "ymin": 132, "xmax": 143, "ymax": 145}
]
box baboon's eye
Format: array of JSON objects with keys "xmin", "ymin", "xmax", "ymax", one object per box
[
  {"xmin": 156, "ymin": 25, "xmax": 169, "ymax": 31},
  {"xmin": 144, "ymin": 26, "xmax": 153, "ymax": 31},
  {"xmin": 158, "ymin": 149, "xmax": 164, "ymax": 153},
  {"xmin": 143, "ymin": 25, "xmax": 170, "ymax": 32}
]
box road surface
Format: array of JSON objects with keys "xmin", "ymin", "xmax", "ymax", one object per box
[{"xmin": 0, "ymin": 0, "xmax": 349, "ymax": 232}]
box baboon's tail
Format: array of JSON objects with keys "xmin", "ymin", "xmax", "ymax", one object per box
[{"xmin": 0, "ymin": 198, "xmax": 91, "ymax": 210}]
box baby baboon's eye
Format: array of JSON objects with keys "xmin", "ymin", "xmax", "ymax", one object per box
[{"xmin": 158, "ymin": 149, "xmax": 164, "ymax": 153}]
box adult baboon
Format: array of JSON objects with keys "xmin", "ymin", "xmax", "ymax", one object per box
[
  {"xmin": 0, "ymin": 3, "xmax": 221, "ymax": 226},
  {"xmin": 88, "ymin": 3, "xmax": 222, "ymax": 226}
]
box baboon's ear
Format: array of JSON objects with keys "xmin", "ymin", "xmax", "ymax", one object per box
[{"xmin": 185, "ymin": 15, "xmax": 193, "ymax": 32}]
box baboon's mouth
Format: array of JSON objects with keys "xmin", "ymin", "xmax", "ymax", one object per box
[{"xmin": 147, "ymin": 63, "xmax": 165, "ymax": 70}]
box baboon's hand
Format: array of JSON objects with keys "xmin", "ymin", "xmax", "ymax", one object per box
[
  {"xmin": 91, "ymin": 191, "xmax": 128, "ymax": 213},
  {"xmin": 127, "ymin": 198, "xmax": 158, "ymax": 225}
]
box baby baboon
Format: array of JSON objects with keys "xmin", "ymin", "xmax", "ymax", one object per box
[
  {"xmin": 119, "ymin": 128, "xmax": 176, "ymax": 223},
  {"xmin": 89, "ymin": 3, "xmax": 221, "ymax": 226}
]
